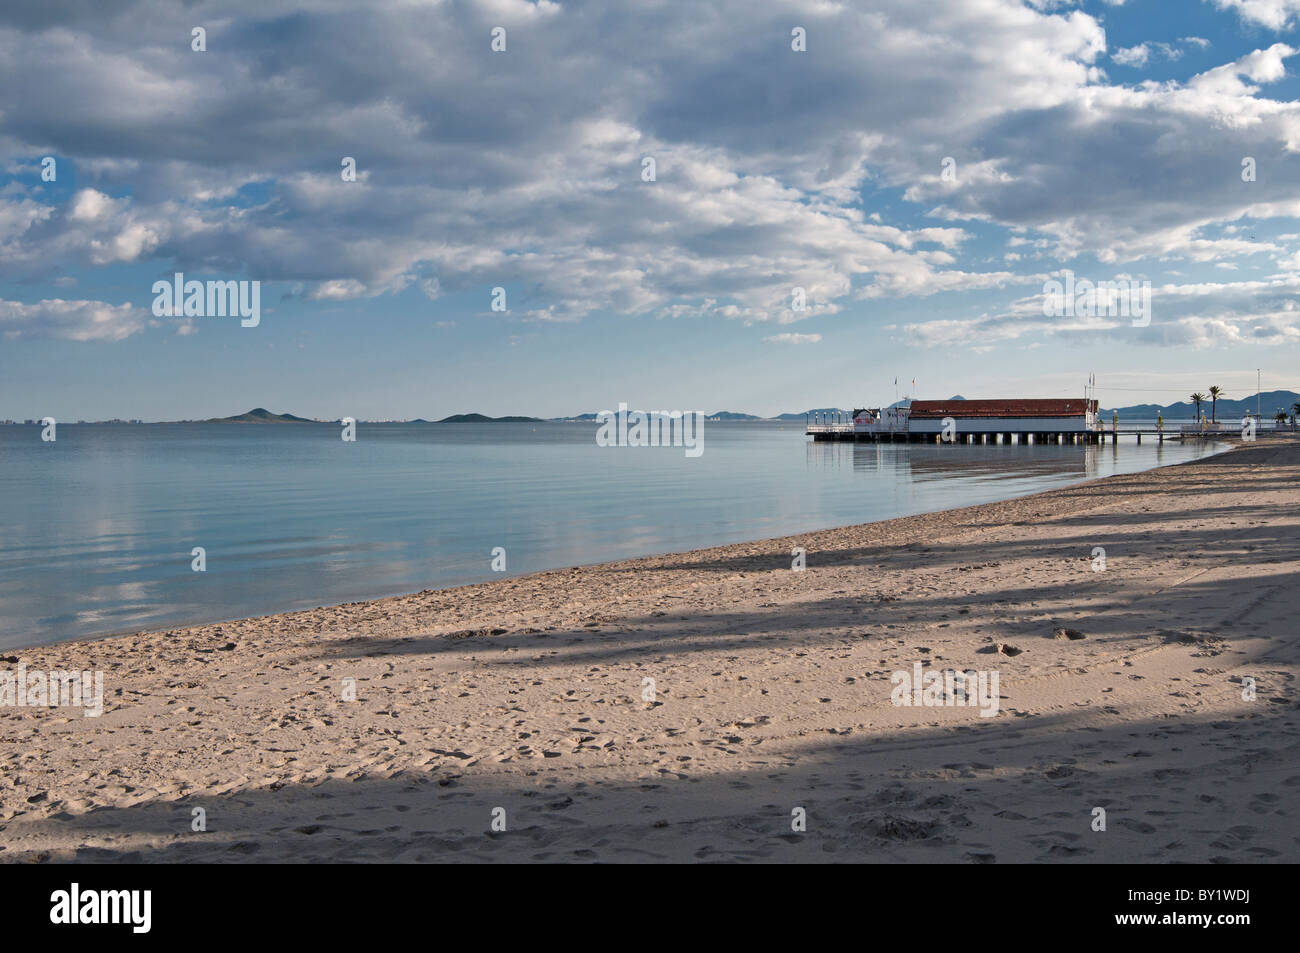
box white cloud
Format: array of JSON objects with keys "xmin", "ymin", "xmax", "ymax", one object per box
[
  {"xmin": 896, "ymin": 275, "xmax": 1300, "ymax": 348},
  {"xmin": 1211, "ymin": 0, "xmax": 1300, "ymax": 30},
  {"xmin": 763, "ymin": 332, "xmax": 822, "ymax": 344},
  {"xmin": 68, "ymin": 189, "xmax": 114, "ymax": 222},
  {"xmin": 1112, "ymin": 41, "xmax": 1189, "ymax": 67},
  {"xmin": 0, "ymin": 298, "xmax": 148, "ymax": 341},
  {"xmin": 1113, "ymin": 44, "xmax": 1151, "ymax": 67}
]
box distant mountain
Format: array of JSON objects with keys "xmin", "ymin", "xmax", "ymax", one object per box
[
  {"xmin": 189, "ymin": 392, "xmax": 1298, "ymax": 427},
  {"xmin": 773, "ymin": 407, "xmax": 851, "ymax": 420},
  {"xmin": 550, "ymin": 411, "xmax": 765, "ymax": 421},
  {"xmin": 211, "ymin": 407, "xmax": 313, "ymax": 423},
  {"xmin": 1099, "ymin": 390, "xmax": 1300, "ymax": 419},
  {"xmin": 437, "ymin": 413, "xmax": 542, "ymax": 423}
]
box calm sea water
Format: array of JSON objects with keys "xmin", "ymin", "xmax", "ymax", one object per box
[{"xmin": 0, "ymin": 421, "xmax": 1226, "ymax": 649}]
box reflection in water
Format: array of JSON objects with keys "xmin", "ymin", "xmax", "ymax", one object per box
[{"xmin": 806, "ymin": 437, "xmax": 1220, "ymax": 483}]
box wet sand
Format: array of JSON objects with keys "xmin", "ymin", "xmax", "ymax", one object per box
[{"xmin": 3, "ymin": 437, "xmax": 1297, "ymax": 863}]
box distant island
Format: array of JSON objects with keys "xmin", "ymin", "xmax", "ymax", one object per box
[
  {"xmin": 772, "ymin": 407, "xmax": 852, "ymax": 421},
  {"xmin": 438, "ymin": 413, "xmax": 543, "ymax": 423},
  {"xmin": 209, "ymin": 408, "xmax": 314, "ymax": 423},
  {"xmin": 202, "ymin": 409, "xmax": 544, "ymax": 424}
]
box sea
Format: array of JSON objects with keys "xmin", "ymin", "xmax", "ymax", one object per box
[{"xmin": 0, "ymin": 420, "xmax": 1227, "ymax": 648}]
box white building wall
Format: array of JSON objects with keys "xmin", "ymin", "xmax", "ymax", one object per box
[
  {"xmin": 856, "ymin": 408, "xmax": 911, "ymax": 433},
  {"xmin": 909, "ymin": 415, "xmax": 1089, "ymax": 434}
]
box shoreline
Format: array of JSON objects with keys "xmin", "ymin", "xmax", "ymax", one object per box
[
  {"xmin": 3, "ymin": 436, "xmax": 1297, "ymax": 862},
  {"xmin": 13, "ymin": 435, "xmax": 1237, "ymax": 655}
]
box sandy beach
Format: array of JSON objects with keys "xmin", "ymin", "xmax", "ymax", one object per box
[{"xmin": 3, "ymin": 437, "xmax": 1297, "ymax": 863}]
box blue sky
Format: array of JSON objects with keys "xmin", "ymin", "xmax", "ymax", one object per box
[{"xmin": 3, "ymin": 0, "xmax": 1300, "ymax": 420}]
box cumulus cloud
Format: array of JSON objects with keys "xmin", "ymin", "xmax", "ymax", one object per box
[{"xmin": 0, "ymin": 0, "xmax": 1103, "ymax": 330}]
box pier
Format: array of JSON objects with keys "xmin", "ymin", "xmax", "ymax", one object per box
[
  {"xmin": 805, "ymin": 423, "xmax": 1213, "ymax": 445},
  {"xmin": 806, "ymin": 398, "xmax": 1240, "ymax": 446}
]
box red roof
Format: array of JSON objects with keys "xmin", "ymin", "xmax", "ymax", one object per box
[{"xmin": 909, "ymin": 399, "xmax": 1097, "ymax": 419}]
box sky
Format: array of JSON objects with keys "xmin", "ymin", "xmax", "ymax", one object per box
[{"xmin": 3, "ymin": 0, "xmax": 1300, "ymax": 421}]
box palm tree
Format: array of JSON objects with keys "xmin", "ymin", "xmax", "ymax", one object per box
[
  {"xmin": 1274, "ymin": 411, "xmax": 1288, "ymax": 427},
  {"xmin": 1190, "ymin": 392, "xmax": 1207, "ymax": 424},
  {"xmin": 1208, "ymin": 385, "xmax": 1224, "ymax": 423},
  {"xmin": 1291, "ymin": 400, "xmax": 1300, "ymax": 418}
]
